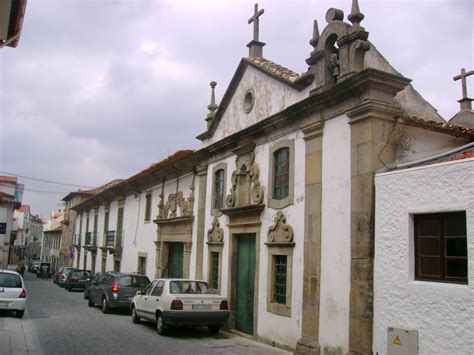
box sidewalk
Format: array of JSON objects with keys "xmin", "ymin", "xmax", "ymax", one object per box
[
  {"xmin": 0, "ymin": 265, "xmax": 43, "ymax": 354},
  {"xmin": 0, "ymin": 311, "xmax": 43, "ymax": 355}
]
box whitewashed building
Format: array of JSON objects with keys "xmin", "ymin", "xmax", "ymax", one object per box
[
  {"xmin": 374, "ymin": 150, "xmax": 473, "ymax": 354},
  {"xmin": 70, "ymin": 1, "xmax": 474, "ymax": 353}
]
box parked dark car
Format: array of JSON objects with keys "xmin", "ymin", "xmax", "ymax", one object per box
[
  {"xmin": 88, "ymin": 272, "xmax": 150, "ymax": 314},
  {"xmin": 83, "ymin": 273, "xmax": 99, "ymax": 300},
  {"xmin": 36, "ymin": 262, "xmax": 51, "ymax": 278},
  {"xmin": 57, "ymin": 267, "xmax": 79, "ymax": 287},
  {"xmin": 65, "ymin": 270, "xmax": 92, "ymax": 291}
]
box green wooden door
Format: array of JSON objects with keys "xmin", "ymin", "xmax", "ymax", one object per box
[
  {"xmin": 168, "ymin": 243, "xmax": 183, "ymax": 278},
  {"xmin": 235, "ymin": 234, "xmax": 256, "ymax": 335}
]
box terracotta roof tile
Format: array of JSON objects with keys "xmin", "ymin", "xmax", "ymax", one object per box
[
  {"xmin": 18, "ymin": 204, "xmax": 29, "ymax": 213},
  {"xmin": 398, "ymin": 116, "xmax": 474, "ymax": 138},
  {"xmin": 245, "ymin": 57, "xmax": 301, "ymax": 83},
  {"xmin": 442, "ymin": 149, "xmax": 474, "ymax": 163},
  {"xmin": 0, "ymin": 176, "xmax": 18, "ymax": 183}
]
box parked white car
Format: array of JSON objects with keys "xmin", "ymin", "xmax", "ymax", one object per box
[
  {"xmin": 0, "ymin": 270, "xmax": 27, "ymax": 318},
  {"xmin": 131, "ymin": 279, "xmax": 229, "ymax": 335}
]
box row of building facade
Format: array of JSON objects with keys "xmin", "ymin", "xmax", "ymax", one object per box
[{"xmin": 55, "ymin": 1, "xmax": 473, "ymax": 354}]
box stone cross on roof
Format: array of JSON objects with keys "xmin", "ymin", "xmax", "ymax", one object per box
[
  {"xmin": 454, "ymin": 68, "xmax": 473, "ymax": 110},
  {"xmin": 248, "ymin": 3, "xmax": 264, "ymax": 42},
  {"xmin": 246, "ymin": 3, "xmax": 265, "ymax": 58}
]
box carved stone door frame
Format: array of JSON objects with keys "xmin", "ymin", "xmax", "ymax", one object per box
[
  {"xmin": 223, "ymin": 205, "xmax": 264, "ymax": 337},
  {"xmin": 154, "ymin": 216, "xmax": 194, "ymax": 279}
]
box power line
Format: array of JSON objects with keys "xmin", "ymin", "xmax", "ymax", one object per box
[
  {"xmin": 0, "ymin": 170, "xmax": 95, "ymax": 188},
  {"xmin": 24, "ymin": 188, "xmax": 71, "ymax": 195}
]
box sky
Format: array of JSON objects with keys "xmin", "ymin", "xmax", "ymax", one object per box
[{"xmin": 1, "ymin": 0, "xmax": 473, "ymax": 219}]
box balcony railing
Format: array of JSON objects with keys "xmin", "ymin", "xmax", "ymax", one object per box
[{"xmin": 106, "ymin": 231, "xmax": 115, "ymax": 247}]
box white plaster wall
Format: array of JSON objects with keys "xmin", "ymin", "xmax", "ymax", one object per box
[
  {"xmin": 256, "ymin": 132, "xmax": 305, "ymax": 348},
  {"xmin": 203, "ymin": 132, "xmax": 306, "ymax": 348},
  {"xmin": 205, "ymin": 66, "xmax": 309, "ymax": 146},
  {"xmin": 319, "ymin": 114, "xmax": 351, "ymax": 353},
  {"xmin": 203, "ymin": 155, "xmax": 235, "ymax": 294},
  {"xmin": 374, "ymin": 158, "xmax": 474, "ymax": 354},
  {"xmin": 395, "ymin": 126, "xmax": 469, "ymax": 165}
]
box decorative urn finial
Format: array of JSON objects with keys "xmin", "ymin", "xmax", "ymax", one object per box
[{"xmin": 206, "ymin": 81, "xmax": 218, "ymax": 128}]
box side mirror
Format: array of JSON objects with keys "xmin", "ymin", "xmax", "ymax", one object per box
[{"xmin": 136, "ymin": 290, "xmax": 142, "ymax": 295}]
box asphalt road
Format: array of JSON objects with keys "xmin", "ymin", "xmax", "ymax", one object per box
[{"xmin": 22, "ymin": 271, "xmax": 287, "ymax": 355}]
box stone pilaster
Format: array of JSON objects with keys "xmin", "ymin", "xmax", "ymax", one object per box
[
  {"xmin": 347, "ymin": 104, "xmax": 398, "ymax": 354},
  {"xmin": 194, "ymin": 164, "xmax": 208, "ymax": 279},
  {"xmin": 296, "ymin": 121, "xmax": 324, "ymax": 355}
]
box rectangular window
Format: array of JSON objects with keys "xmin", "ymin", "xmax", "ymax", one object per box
[
  {"xmin": 103, "ymin": 210, "xmax": 109, "ymax": 235},
  {"xmin": 101, "ymin": 257, "xmax": 106, "ymax": 273},
  {"xmin": 93, "ymin": 212, "xmax": 98, "ymax": 246},
  {"xmin": 213, "ymin": 170, "xmax": 225, "ymax": 210},
  {"xmin": 114, "ymin": 260, "xmax": 121, "ymax": 272},
  {"xmin": 78, "ymin": 214, "xmax": 83, "ymax": 245},
  {"xmin": 116, "ymin": 207, "xmax": 124, "ymax": 247},
  {"xmin": 273, "ymin": 255, "xmax": 287, "ymax": 304},
  {"xmin": 145, "ymin": 193, "xmax": 152, "ymax": 222},
  {"xmin": 414, "ymin": 211, "xmax": 467, "ymax": 284},
  {"xmin": 210, "ymin": 252, "xmax": 219, "ymax": 290},
  {"xmin": 273, "ymin": 148, "xmax": 289, "ymax": 200},
  {"xmin": 138, "ymin": 256, "xmax": 147, "ymax": 275}
]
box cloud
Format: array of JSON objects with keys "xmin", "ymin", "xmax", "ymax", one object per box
[{"xmin": 1, "ymin": 0, "xmax": 472, "ymax": 217}]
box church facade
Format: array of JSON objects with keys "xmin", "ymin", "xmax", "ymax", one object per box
[{"xmin": 71, "ymin": 1, "xmax": 473, "ymax": 354}]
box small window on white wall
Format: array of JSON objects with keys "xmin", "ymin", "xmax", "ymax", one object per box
[{"xmin": 414, "ymin": 211, "xmax": 467, "ymax": 284}]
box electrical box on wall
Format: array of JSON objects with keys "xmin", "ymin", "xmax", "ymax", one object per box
[{"xmin": 387, "ymin": 327, "xmax": 418, "ymax": 355}]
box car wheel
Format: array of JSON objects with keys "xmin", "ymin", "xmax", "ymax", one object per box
[
  {"xmin": 88, "ymin": 296, "xmax": 93, "ymax": 307},
  {"xmin": 83, "ymin": 290, "xmax": 89, "ymax": 300},
  {"xmin": 131, "ymin": 306, "xmax": 140, "ymax": 324},
  {"xmin": 156, "ymin": 314, "xmax": 167, "ymax": 335},
  {"xmin": 16, "ymin": 310, "xmax": 25, "ymax": 318},
  {"xmin": 208, "ymin": 325, "xmax": 220, "ymax": 335},
  {"xmin": 101, "ymin": 297, "xmax": 110, "ymax": 314}
]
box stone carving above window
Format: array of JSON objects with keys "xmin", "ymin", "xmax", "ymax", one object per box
[
  {"xmin": 267, "ymin": 211, "xmax": 295, "ymax": 245},
  {"xmin": 157, "ymin": 178, "xmax": 195, "ymax": 220},
  {"xmin": 207, "ymin": 217, "xmax": 224, "ymax": 244},
  {"xmin": 225, "ymin": 144, "xmax": 265, "ymax": 209}
]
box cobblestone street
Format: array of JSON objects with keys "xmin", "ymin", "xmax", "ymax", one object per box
[{"xmin": 0, "ymin": 271, "xmax": 288, "ymax": 355}]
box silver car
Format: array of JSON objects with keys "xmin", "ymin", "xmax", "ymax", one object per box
[{"xmin": 0, "ymin": 270, "xmax": 27, "ymax": 318}]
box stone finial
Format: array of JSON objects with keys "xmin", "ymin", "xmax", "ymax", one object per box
[
  {"xmin": 247, "ymin": 3, "xmax": 265, "ymax": 57},
  {"xmin": 309, "ymin": 20, "xmax": 320, "ymax": 50},
  {"xmin": 453, "ymin": 68, "xmax": 473, "ymax": 111},
  {"xmin": 206, "ymin": 81, "xmax": 218, "ymax": 128},
  {"xmin": 348, "ymin": 0, "xmax": 365, "ymax": 29}
]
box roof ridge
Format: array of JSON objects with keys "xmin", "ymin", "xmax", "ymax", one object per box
[
  {"xmin": 245, "ymin": 57, "xmax": 301, "ymax": 83},
  {"xmin": 399, "ymin": 116, "xmax": 474, "ymax": 137}
]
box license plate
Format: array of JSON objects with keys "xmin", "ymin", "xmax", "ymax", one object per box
[
  {"xmin": 192, "ymin": 304, "xmax": 211, "ymax": 310},
  {"xmin": 0, "ymin": 301, "xmax": 8, "ymax": 307}
]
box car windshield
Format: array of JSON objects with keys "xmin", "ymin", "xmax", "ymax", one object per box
[
  {"xmin": 64, "ymin": 268, "xmax": 76, "ymax": 275},
  {"xmin": 169, "ymin": 281, "xmax": 211, "ymax": 294},
  {"xmin": 118, "ymin": 275, "xmax": 150, "ymax": 287},
  {"xmin": 0, "ymin": 273, "xmax": 22, "ymax": 288}
]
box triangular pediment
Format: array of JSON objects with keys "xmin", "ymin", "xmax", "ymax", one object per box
[{"xmin": 197, "ymin": 58, "xmax": 312, "ymax": 144}]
